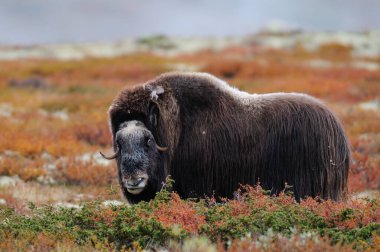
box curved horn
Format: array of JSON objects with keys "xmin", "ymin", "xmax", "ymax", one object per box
[
  {"xmin": 99, "ymin": 147, "xmax": 119, "ymax": 160},
  {"xmin": 156, "ymin": 144, "xmax": 168, "ymax": 152}
]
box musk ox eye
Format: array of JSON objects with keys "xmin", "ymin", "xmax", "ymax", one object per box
[{"xmin": 146, "ymin": 138, "xmax": 154, "ymax": 148}]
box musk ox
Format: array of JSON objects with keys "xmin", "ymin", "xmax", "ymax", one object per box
[{"xmin": 102, "ymin": 72, "xmax": 350, "ymax": 204}]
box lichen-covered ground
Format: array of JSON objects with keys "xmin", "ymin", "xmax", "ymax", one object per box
[{"xmin": 0, "ymin": 38, "xmax": 379, "ymax": 251}]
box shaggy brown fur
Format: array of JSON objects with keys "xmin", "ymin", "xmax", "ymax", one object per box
[{"xmin": 109, "ymin": 72, "xmax": 350, "ymax": 202}]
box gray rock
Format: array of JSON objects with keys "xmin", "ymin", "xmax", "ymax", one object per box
[
  {"xmin": 102, "ymin": 200, "xmax": 126, "ymax": 207},
  {"xmin": 353, "ymin": 190, "xmax": 380, "ymax": 200},
  {"xmin": 41, "ymin": 152, "xmax": 54, "ymax": 162},
  {"xmin": 0, "ymin": 175, "xmax": 22, "ymax": 187},
  {"xmin": 76, "ymin": 152, "xmax": 112, "ymax": 166},
  {"xmin": 3, "ymin": 150, "xmax": 19, "ymax": 157},
  {"xmin": 358, "ymin": 99, "xmax": 380, "ymax": 111},
  {"xmin": 42, "ymin": 163, "xmax": 57, "ymax": 171},
  {"xmin": 37, "ymin": 175, "xmax": 57, "ymax": 185},
  {"xmin": 54, "ymin": 202, "xmax": 82, "ymax": 209},
  {"xmin": 52, "ymin": 110, "xmax": 69, "ymax": 121},
  {"xmin": 0, "ymin": 103, "xmax": 13, "ymax": 117}
]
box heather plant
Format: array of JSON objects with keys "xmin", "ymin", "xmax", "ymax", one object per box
[{"xmin": 0, "ymin": 185, "xmax": 379, "ymax": 251}]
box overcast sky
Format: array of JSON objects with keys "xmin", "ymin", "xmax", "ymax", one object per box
[{"xmin": 1, "ymin": 0, "xmax": 379, "ymax": 45}]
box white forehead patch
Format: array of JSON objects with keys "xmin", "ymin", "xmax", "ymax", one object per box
[
  {"xmin": 144, "ymin": 84, "xmax": 164, "ymax": 101},
  {"xmin": 119, "ymin": 120, "xmax": 147, "ymax": 135}
]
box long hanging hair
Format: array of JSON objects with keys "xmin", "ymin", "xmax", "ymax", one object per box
[{"xmin": 108, "ymin": 72, "xmax": 350, "ymax": 202}]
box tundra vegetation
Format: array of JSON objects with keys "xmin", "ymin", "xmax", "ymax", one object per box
[{"xmin": 0, "ymin": 42, "xmax": 379, "ymax": 251}]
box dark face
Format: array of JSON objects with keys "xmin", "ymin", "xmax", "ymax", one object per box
[{"xmin": 115, "ymin": 120, "xmax": 161, "ymax": 198}]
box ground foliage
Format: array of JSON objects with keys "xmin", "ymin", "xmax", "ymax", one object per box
[
  {"xmin": 0, "ymin": 42, "xmax": 379, "ymax": 251},
  {"xmin": 0, "ymin": 184, "xmax": 379, "ymax": 251}
]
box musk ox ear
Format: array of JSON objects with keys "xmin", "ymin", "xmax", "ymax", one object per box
[{"xmin": 147, "ymin": 101, "xmax": 159, "ymax": 129}]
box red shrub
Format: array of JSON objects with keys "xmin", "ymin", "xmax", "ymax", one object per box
[
  {"xmin": 55, "ymin": 157, "xmax": 116, "ymax": 186},
  {"xmin": 153, "ymin": 193, "xmax": 206, "ymax": 233},
  {"xmin": 72, "ymin": 122, "xmax": 112, "ymax": 147}
]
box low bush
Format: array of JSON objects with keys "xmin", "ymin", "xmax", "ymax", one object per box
[
  {"xmin": 0, "ymin": 185, "xmax": 379, "ymax": 251},
  {"xmin": 55, "ymin": 158, "xmax": 116, "ymax": 186}
]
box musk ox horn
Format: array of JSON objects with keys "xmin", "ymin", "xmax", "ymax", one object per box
[
  {"xmin": 100, "ymin": 148, "xmax": 119, "ymax": 160},
  {"xmin": 156, "ymin": 144, "xmax": 168, "ymax": 152}
]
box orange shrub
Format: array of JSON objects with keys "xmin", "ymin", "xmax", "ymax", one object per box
[
  {"xmin": 0, "ymin": 156, "xmax": 45, "ymax": 181},
  {"xmin": 55, "ymin": 157, "xmax": 116, "ymax": 186},
  {"xmin": 72, "ymin": 122, "xmax": 112, "ymax": 147},
  {"xmin": 318, "ymin": 42, "xmax": 353, "ymax": 61},
  {"xmin": 153, "ymin": 193, "xmax": 206, "ymax": 233},
  {"xmin": 348, "ymin": 139, "xmax": 380, "ymax": 192},
  {"xmin": 0, "ymin": 133, "xmax": 45, "ymax": 158},
  {"xmin": 202, "ymin": 60, "xmax": 242, "ymax": 78},
  {"xmin": 301, "ymin": 197, "xmax": 380, "ymax": 230},
  {"xmin": 44, "ymin": 138, "xmax": 89, "ymax": 157}
]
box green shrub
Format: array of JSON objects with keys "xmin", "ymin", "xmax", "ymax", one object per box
[{"xmin": 0, "ymin": 185, "xmax": 379, "ymax": 251}]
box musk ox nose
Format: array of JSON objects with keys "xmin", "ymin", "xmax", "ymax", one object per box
[
  {"xmin": 123, "ymin": 174, "xmax": 149, "ymax": 195},
  {"xmin": 126, "ymin": 177, "xmax": 145, "ymax": 187},
  {"xmin": 120, "ymin": 156, "xmax": 149, "ymax": 195}
]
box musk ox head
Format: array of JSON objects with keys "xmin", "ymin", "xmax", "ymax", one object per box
[
  {"xmin": 111, "ymin": 120, "xmax": 167, "ymax": 194},
  {"xmin": 102, "ymin": 82, "xmax": 179, "ymax": 204}
]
